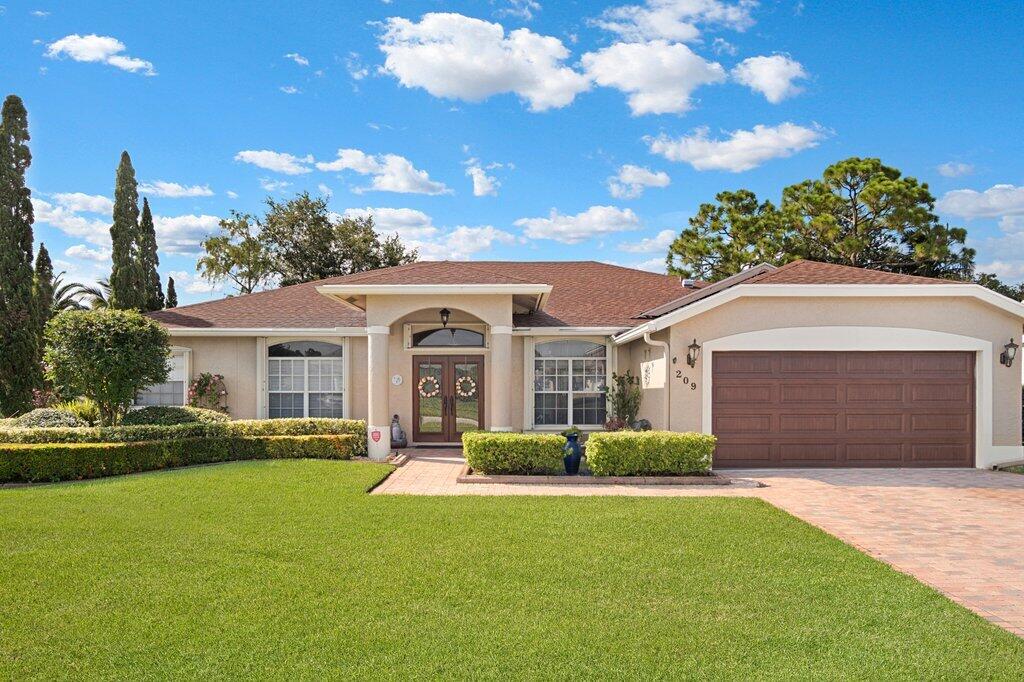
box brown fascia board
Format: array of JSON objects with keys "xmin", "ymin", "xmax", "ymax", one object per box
[{"xmin": 638, "ymin": 264, "xmax": 778, "ymax": 318}]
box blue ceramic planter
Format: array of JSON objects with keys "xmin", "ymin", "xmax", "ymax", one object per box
[{"xmin": 563, "ymin": 433, "xmax": 582, "ymax": 475}]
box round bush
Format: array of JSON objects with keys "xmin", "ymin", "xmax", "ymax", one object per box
[
  {"xmin": 121, "ymin": 406, "xmax": 230, "ymax": 426},
  {"xmin": 14, "ymin": 408, "xmax": 87, "ymax": 429}
]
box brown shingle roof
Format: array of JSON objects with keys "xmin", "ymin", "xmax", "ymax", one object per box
[
  {"xmin": 149, "ymin": 261, "xmax": 689, "ymax": 330},
  {"xmin": 751, "ymin": 259, "xmax": 960, "ymax": 285}
]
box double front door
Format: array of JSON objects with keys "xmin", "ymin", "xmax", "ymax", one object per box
[{"xmin": 413, "ymin": 355, "xmax": 484, "ymax": 442}]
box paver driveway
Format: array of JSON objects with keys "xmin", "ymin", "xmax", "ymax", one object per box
[{"xmin": 377, "ymin": 452, "xmax": 1024, "ymax": 636}]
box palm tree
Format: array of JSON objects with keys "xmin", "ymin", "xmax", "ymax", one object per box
[
  {"xmin": 68, "ymin": 278, "xmax": 111, "ymax": 309},
  {"xmin": 51, "ymin": 274, "xmax": 87, "ymax": 313}
]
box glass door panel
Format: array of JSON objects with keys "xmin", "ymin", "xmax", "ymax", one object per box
[
  {"xmin": 414, "ymin": 359, "xmax": 445, "ymax": 441},
  {"xmin": 451, "ymin": 359, "xmax": 481, "ymax": 437}
]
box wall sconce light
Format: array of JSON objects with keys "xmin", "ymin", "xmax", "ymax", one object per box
[
  {"xmin": 439, "ymin": 308, "xmax": 451, "ymax": 328},
  {"xmin": 686, "ymin": 338, "xmax": 701, "ymax": 368},
  {"xmin": 1000, "ymin": 338, "xmax": 1019, "ymax": 367}
]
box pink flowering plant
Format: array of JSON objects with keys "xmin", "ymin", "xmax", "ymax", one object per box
[{"xmin": 188, "ymin": 372, "xmax": 229, "ymax": 413}]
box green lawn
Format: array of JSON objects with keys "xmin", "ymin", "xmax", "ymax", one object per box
[{"xmin": 2, "ymin": 461, "xmax": 1022, "ymax": 679}]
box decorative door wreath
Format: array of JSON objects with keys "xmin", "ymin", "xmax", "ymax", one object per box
[
  {"xmin": 417, "ymin": 376, "xmax": 441, "ymax": 398},
  {"xmin": 455, "ymin": 375, "xmax": 477, "ymax": 398}
]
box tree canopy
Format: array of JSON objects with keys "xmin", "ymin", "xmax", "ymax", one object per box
[
  {"xmin": 109, "ymin": 151, "xmax": 145, "ymax": 309},
  {"xmin": 667, "ymin": 157, "xmax": 975, "ymax": 282},
  {"xmin": 196, "ymin": 211, "xmax": 274, "ymax": 296}
]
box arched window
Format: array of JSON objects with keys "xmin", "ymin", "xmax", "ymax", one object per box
[
  {"xmin": 533, "ymin": 340, "xmax": 607, "ymax": 426},
  {"xmin": 411, "ymin": 328, "xmax": 486, "ymax": 347},
  {"xmin": 268, "ymin": 341, "xmax": 344, "ymax": 418}
]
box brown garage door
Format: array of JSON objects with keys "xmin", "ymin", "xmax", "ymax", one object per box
[{"xmin": 712, "ymin": 351, "xmax": 975, "ymax": 467}]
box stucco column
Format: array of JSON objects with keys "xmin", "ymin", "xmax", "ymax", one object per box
[
  {"xmin": 490, "ymin": 326, "xmax": 513, "ymax": 431},
  {"xmin": 366, "ymin": 326, "xmax": 391, "ymax": 459}
]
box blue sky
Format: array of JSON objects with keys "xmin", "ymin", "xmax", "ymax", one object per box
[{"xmin": 3, "ymin": 0, "xmax": 1023, "ymax": 305}]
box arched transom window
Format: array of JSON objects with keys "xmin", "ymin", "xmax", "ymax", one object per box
[
  {"xmin": 533, "ymin": 340, "xmax": 607, "ymax": 427},
  {"xmin": 268, "ymin": 341, "xmax": 344, "ymax": 418}
]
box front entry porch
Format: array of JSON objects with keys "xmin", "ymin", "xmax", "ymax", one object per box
[{"xmin": 412, "ymin": 355, "xmax": 484, "ymax": 442}]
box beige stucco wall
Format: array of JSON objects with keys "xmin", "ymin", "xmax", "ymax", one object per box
[
  {"xmin": 623, "ymin": 296, "xmax": 1022, "ymax": 449},
  {"xmin": 172, "ymin": 336, "xmax": 260, "ymax": 419}
]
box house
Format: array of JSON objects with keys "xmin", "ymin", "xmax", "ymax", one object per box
[{"xmin": 148, "ymin": 259, "xmax": 1024, "ymax": 468}]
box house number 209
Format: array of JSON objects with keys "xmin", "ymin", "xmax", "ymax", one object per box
[{"xmin": 675, "ymin": 370, "xmax": 697, "ymax": 390}]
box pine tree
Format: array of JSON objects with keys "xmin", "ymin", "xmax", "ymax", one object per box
[
  {"xmin": 139, "ymin": 197, "xmax": 164, "ymax": 311},
  {"xmin": 32, "ymin": 243, "xmax": 55, "ymax": 386},
  {"xmin": 109, "ymin": 151, "xmax": 144, "ymax": 310},
  {"xmin": 165, "ymin": 276, "xmax": 178, "ymax": 308},
  {"xmin": 0, "ymin": 94, "xmax": 38, "ymax": 414}
]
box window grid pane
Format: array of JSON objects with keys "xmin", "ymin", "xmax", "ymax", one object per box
[
  {"xmin": 269, "ymin": 356, "xmax": 344, "ymax": 419},
  {"xmin": 136, "ymin": 381, "xmax": 184, "ymax": 407},
  {"xmin": 533, "ymin": 345, "xmax": 607, "ymax": 426}
]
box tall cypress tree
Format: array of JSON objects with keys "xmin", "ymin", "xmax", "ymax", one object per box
[
  {"xmin": 139, "ymin": 197, "xmax": 164, "ymax": 311},
  {"xmin": 32, "ymin": 243, "xmax": 54, "ymax": 387},
  {"xmin": 0, "ymin": 94, "xmax": 37, "ymax": 415},
  {"xmin": 109, "ymin": 151, "xmax": 144, "ymax": 310},
  {"xmin": 165, "ymin": 276, "xmax": 178, "ymax": 308}
]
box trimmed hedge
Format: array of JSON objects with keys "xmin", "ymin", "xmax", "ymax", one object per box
[
  {"xmin": 463, "ymin": 432, "xmax": 566, "ymax": 475},
  {"xmin": 585, "ymin": 431, "xmax": 716, "ymax": 476},
  {"xmin": 0, "ymin": 434, "xmax": 356, "ymax": 484},
  {"xmin": 0, "ymin": 418, "xmax": 367, "ymax": 456},
  {"xmin": 13, "ymin": 408, "xmax": 87, "ymax": 429},
  {"xmin": 121, "ymin": 406, "xmax": 230, "ymax": 426}
]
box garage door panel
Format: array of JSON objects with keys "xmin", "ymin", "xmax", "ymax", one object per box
[
  {"xmin": 713, "ymin": 384, "xmax": 773, "ymax": 404},
  {"xmin": 712, "ymin": 351, "xmax": 974, "ymax": 468},
  {"xmin": 780, "ymin": 383, "xmax": 839, "ymax": 403}
]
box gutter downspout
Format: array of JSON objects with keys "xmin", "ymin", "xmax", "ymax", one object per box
[{"xmin": 643, "ymin": 331, "xmax": 671, "ymax": 430}]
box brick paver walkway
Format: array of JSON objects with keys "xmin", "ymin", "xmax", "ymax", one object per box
[{"xmin": 375, "ymin": 449, "xmax": 1024, "ymax": 636}]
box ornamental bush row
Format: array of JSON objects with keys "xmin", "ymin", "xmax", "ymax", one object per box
[
  {"xmin": 0, "ymin": 434, "xmax": 356, "ymax": 484},
  {"xmin": 584, "ymin": 431, "xmax": 715, "ymax": 476},
  {"xmin": 462, "ymin": 432, "xmax": 566, "ymax": 475},
  {"xmin": 0, "ymin": 418, "xmax": 367, "ymax": 456}
]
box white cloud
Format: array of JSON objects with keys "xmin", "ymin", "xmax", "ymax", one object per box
[
  {"xmin": 591, "ymin": 0, "xmax": 756, "ymax": 42},
  {"xmin": 259, "ymin": 178, "xmax": 291, "ymax": 192},
  {"xmin": 378, "ymin": 13, "xmax": 590, "ymax": 112},
  {"xmin": 607, "ymin": 164, "xmax": 670, "ymax": 199},
  {"xmin": 31, "ymin": 9, "xmax": 49, "ymax": 17},
  {"xmin": 630, "ymin": 256, "xmax": 668, "ymax": 272},
  {"xmin": 32, "ymin": 197, "xmax": 111, "ymax": 246},
  {"xmin": 581, "ymin": 40, "xmax": 725, "ymax": 115},
  {"xmin": 344, "ymin": 207, "xmax": 515, "ymax": 259},
  {"xmin": 170, "ymin": 270, "xmax": 224, "ymax": 295},
  {"xmin": 497, "ymin": 0, "xmax": 541, "ymax": 20},
  {"xmin": 45, "ymin": 34, "xmax": 155, "ymax": 75},
  {"xmin": 342, "ymin": 207, "xmax": 439, "ymax": 240},
  {"xmin": 345, "ymin": 52, "xmax": 369, "ymax": 80},
  {"xmin": 936, "ymin": 162, "xmax": 975, "ymax": 178},
  {"xmin": 284, "ymin": 52, "xmax": 309, "ymax": 66},
  {"xmin": 317, "ymin": 183, "xmax": 334, "ymax": 199},
  {"xmin": 515, "ymin": 205, "xmax": 640, "ymax": 244},
  {"xmin": 138, "ymin": 181, "xmax": 214, "ymax": 198},
  {"xmin": 153, "ymin": 214, "xmax": 220, "ymax": 255},
  {"xmin": 51, "ymin": 192, "xmax": 113, "ymax": 215},
  {"xmin": 279, "ymin": 85, "xmax": 301, "ymax": 95},
  {"xmin": 235, "ymin": 150, "xmax": 313, "ymax": 175},
  {"xmin": 226, "ymin": 190, "xmax": 239, "ymax": 199},
  {"xmin": 466, "ymin": 163, "xmax": 500, "ymax": 196},
  {"xmin": 316, "ymin": 149, "xmax": 451, "ymax": 195},
  {"xmin": 711, "ymin": 37, "xmax": 737, "ymax": 55},
  {"xmin": 732, "ymin": 55, "xmax": 807, "ymax": 103},
  {"xmin": 937, "ymin": 184, "xmax": 1024, "ymax": 220},
  {"xmin": 64, "ymin": 244, "xmax": 111, "ymax": 263},
  {"xmin": 618, "ymin": 228, "xmax": 676, "ymax": 253},
  {"xmin": 647, "ymin": 122, "xmax": 825, "ymax": 172}
]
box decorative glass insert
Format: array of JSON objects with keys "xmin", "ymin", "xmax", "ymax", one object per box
[
  {"xmin": 533, "ymin": 341, "xmax": 607, "ymax": 426},
  {"xmin": 268, "ymin": 342, "xmax": 343, "ymax": 418},
  {"xmin": 412, "ymin": 328, "xmax": 485, "ymax": 347}
]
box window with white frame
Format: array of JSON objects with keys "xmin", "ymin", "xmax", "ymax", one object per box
[
  {"xmin": 268, "ymin": 341, "xmax": 344, "ymax": 418},
  {"xmin": 135, "ymin": 351, "xmax": 187, "ymax": 407},
  {"xmin": 533, "ymin": 340, "xmax": 607, "ymax": 427}
]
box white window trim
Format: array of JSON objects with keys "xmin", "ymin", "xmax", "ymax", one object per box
[
  {"xmin": 264, "ymin": 337, "xmax": 350, "ymax": 419},
  {"xmin": 700, "ymin": 326, "xmax": 1022, "ymax": 470},
  {"xmin": 526, "ymin": 336, "xmax": 613, "ymax": 430}
]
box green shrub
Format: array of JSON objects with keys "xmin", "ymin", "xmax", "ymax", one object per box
[
  {"xmin": 122, "ymin": 406, "xmax": 231, "ymax": 426},
  {"xmin": 0, "ymin": 418, "xmax": 368, "ymax": 456},
  {"xmin": 52, "ymin": 398, "xmax": 101, "ymax": 426},
  {"xmin": 463, "ymin": 432, "xmax": 565, "ymax": 475},
  {"xmin": 0, "ymin": 434, "xmax": 356, "ymax": 484},
  {"xmin": 585, "ymin": 431, "xmax": 715, "ymax": 476},
  {"xmin": 13, "ymin": 408, "xmax": 87, "ymax": 429}
]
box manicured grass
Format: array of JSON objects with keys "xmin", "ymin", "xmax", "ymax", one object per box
[
  {"xmin": 1005, "ymin": 465, "xmax": 1024, "ymax": 474},
  {"xmin": 2, "ymin": 461, "xmax": 1022, "ymax": 678}
]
